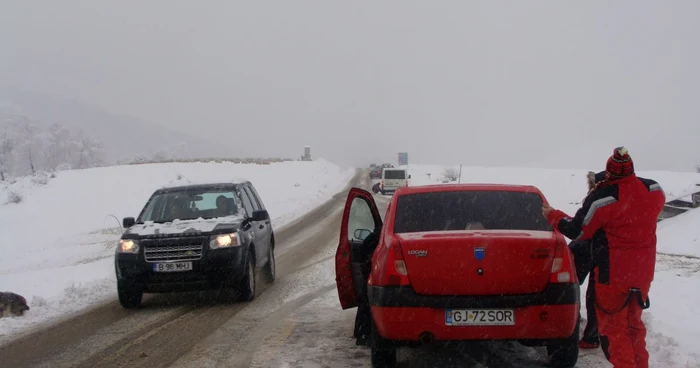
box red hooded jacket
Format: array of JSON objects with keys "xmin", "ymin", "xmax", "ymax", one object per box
[{"xmin": 546, "ymin": 174, "xmax": 665, "ymax": 288}]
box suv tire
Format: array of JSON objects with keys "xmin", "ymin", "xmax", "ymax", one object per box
[
  {"xmin": 262, "ymin": 244, "xmax": 276, "ymax": 283},
  {"xmin": 237, "ymin": 251, "xmax": 256, "ymax": 302},
  {"xmin": 118, "ymin": 284, "xmax": 143, "ymax": 309}
]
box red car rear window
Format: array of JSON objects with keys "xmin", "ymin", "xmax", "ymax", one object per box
[{"xmin": 393, "ymin": 190, "xmax": 551, "ymax": 233}]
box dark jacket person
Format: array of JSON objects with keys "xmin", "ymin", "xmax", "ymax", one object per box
[
  {"xmin": 569, "ymin": 170, "xmax": 606, "ymax": 349},
  {"xmin": 353, "ymin": 229, "xmax": 380, "ymax": 346}
]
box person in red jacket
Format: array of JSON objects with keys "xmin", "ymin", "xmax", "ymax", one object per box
[{"xmin": 542, "ymin": 147, "xmax": 665, "ymax": 368}]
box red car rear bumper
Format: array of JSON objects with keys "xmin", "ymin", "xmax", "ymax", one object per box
[{"xmin": 368, "ymin": 284, "xmax": 579, "ymax": 342}]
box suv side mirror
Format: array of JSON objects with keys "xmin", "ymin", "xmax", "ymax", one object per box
[
  {"xmin": 123, "ymin": 217, "xmax": 135, "ymax": 228},
  {"xmin": 252, "ymin": 210, "xmax": 270, "ymax": 222}
]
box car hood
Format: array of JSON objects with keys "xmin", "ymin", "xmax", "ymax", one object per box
[{"xmin": 125, "ymin": 216, "xmax": 244, "ymax": 237}]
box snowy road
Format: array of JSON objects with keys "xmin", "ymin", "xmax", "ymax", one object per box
[{"xmin": 1, "ymin": 172, "xmax": 696, "ymax": 367}]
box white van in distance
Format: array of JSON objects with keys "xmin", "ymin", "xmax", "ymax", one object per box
[{"xmin": 380, "ymin": 168, "xmax": 410, "ymax": 194}]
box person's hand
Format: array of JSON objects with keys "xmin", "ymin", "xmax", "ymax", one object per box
[{"xmin": 542, "ymin": 204, "xmax": 554, "ymax": 218}]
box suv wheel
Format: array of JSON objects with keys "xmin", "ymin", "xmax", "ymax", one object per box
[
  {"xmin": 547, "ymin": 321, "xmax": 579, "ymax": 368},
  {"xmin": 237, "ymin": 251, "xmax": 256, "ymax": 302},
  {"xmin": 117, "ymin": 284, "xmax": 143, "ymax": 309},
  {"xmin": 262, "ymin": 244, "xmax": 276, "ymax": 283}
]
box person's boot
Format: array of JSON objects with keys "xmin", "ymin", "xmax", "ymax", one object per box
[{"xmin": 356, "ymin": 334, "xmax": 371, "ymax": 347}]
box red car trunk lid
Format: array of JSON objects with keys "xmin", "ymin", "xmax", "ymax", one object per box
[{"xmin": 397, "ymin": 230, "xmax": 556, "ymax": 296}]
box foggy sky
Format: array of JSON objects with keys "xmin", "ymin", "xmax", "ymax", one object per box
[{"xmin": 1, "ymin": 1, "xmax": 698, "ymax": 170}]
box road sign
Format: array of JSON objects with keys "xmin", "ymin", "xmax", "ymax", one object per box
[{"xmin": 398, "ymin": 152, "xmax": 408, "ymax": 166}]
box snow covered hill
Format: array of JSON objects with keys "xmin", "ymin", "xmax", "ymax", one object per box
[
  {"xmin": 0, "ymin": 86, "xmax": 240, "ymax": 163},
  {"xmin": 0, "ymin": 159, "xmax": 354, "ymax": 341}
]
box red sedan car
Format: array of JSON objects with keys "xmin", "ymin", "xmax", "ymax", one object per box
[{"xmin": 335, "ymin": 184, "xmax": 580, "ymax": 368}]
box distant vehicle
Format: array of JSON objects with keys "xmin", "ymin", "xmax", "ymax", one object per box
[
  {"xmin": 370, "ymin": 164, "xmax": 396, "ymax": 180},
  {"xmin": 379, "ymin": 168, "xmax": 410, "ymax": 194},
  {"xmin": 369, "ymin": 167, "xmax": 383, "ymax": 179},
  {"xmin": 336, "ymin": 184, "xmax": 580, "ymax": 368},
  {"xmin": 115, "ymin": 181, "xmax": 276, "ymax": 308}
]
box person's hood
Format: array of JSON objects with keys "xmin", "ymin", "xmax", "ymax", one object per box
[
  {"xmin": 594, "ymin": 171, "xmax": 606, "ymax": 183},
  {"xmin": 123, "ymin": 216, "xmax": 245, "ymax": 237}
]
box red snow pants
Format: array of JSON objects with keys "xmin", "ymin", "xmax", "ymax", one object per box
[{"xmin": 595, "ymin": 283, "xmax": 651, "ymax": 368}]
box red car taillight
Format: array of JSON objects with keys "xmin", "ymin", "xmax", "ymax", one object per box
[
  {"xmin": 550, "ymin": 240, "xmax": 576, "ymax": 284},
  {"xmin": 375, "ymin": 235, "xmax": 411, "ymax": 287}
]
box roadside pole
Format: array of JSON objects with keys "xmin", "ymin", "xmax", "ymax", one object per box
[{"xmin": 458, "ymin": 165, "xmax": 462, "ymax": 184}]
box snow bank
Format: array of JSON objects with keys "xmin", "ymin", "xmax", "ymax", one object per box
[
  {"xmin": 0, "ymin": 159, "xmax": 354, "ymax": 342},
  {"xmin": 404, "ymin": 165, "xmax": 700, "ymax": 215},
  {"xmin": 656, "ymin": 208, "xmax": 700, "ymax": 258},
  {"xmin": 580, "ymin": 251, "xmax": 700, "ymax": 363}
]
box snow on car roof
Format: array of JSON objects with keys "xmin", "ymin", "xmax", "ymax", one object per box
[
  {"xmin": 159, "ymin": 177, "xmax": 250, "ymax": 190},
  {"xmin": 395, "ymin": 183, "xmax": 541, "ymax": 195}
]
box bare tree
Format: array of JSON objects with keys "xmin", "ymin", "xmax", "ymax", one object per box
[
  {"xmin": 44, "ymin": 123, "xmax": 77, "ymax": 170},
  {"xmin": 151, "ymin": 149, "xmax": 169, "ymax": 163},
  {"xmin": 0, "ymin": 128, "xmax": 15, "ymax": 181},
  {"xmin": 444, "ymin": 167, "xmax": 459, "ymax": 181},
  {"xmin": 72, "ymin": 129, "xmax": 105, "ymax": 169},
  {"xmin": 15, "ymin": 118, "xmax": 42, "ymax": 175}
]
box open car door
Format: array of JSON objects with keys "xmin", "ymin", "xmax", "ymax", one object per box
[{"xmin": 335, "ymin": 187, "xmax": 383, "ymax": 310}]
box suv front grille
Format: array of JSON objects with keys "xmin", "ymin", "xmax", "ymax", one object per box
[{"xmin": 142, "ymin": 237, "xmax": 206, "ymax": 263}]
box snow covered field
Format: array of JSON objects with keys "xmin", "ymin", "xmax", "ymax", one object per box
[
  {"xmin": 657, "ymin": 208, "xmax": 700, "ymax": 258},
  {"xmin": 0, "ymin": 159, "xmax": 354, "ymax": 342},
  {"xmin": 403, "ymin": 164, "xmax": 700, "ymax": 218}
]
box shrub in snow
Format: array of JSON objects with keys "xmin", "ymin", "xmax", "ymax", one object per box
[
  {"xmin": 31, "ymin": 171, "xmax": 51, "ymax": 186},
  {"xmin": 176, "ymin": 173, "xmax": 183, "ymax": 180},
  {"xmin": 56, "ymin": 163, "xmax": 72, "ymax": 172},
  {"xmin": 444, "ymin": 168, "xmax": 459, "ymax": 181},
  {"xmin": 31, "ymin": 296, "xmax": 48, "ymax": 308},
  {"xmin": 6, "ymin": 190, "xmax": 22, "ymax": 204}
]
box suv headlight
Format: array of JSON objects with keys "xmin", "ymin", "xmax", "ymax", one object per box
[
  {"xmin": 210, "ymin": 233, "xmax": 240, "ymax": 249},
  {"xmin": 117, "ymin": 239, "xmax": 139, "ymax": 254}
]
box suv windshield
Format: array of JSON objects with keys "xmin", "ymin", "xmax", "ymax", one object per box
[
  {"xmin": 138, "ymin": 187, "xmax": 240, "ymax": 223},
  {"xmin": 394, "ymin": 190, "xmax": 551, "ymax": 233},
  {"xmin": 384, "ymin": 170, "xmax": 406, "ymax": 179}
]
